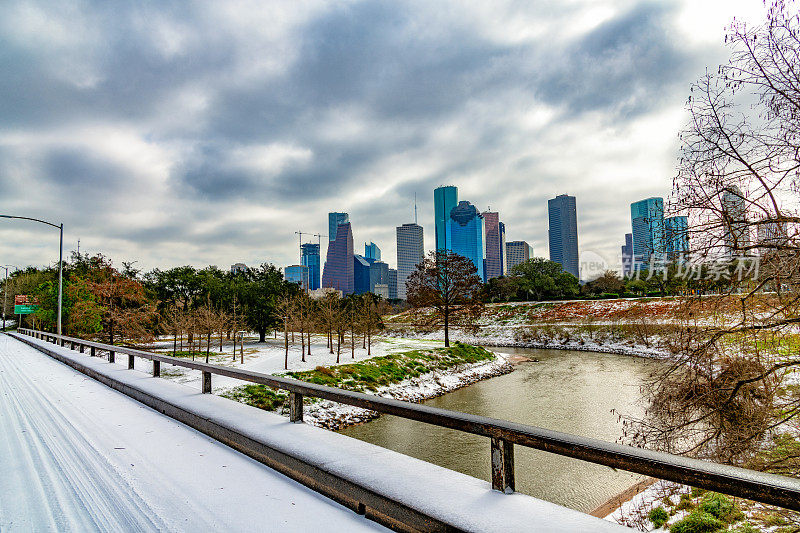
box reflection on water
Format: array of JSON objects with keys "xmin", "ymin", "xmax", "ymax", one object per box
[{"xmin": 339, "ymin": 347, "xmax": 658, "ymax": 513}]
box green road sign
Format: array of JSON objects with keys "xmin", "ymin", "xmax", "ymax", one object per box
[{"xmin": 14, "ymin": 304, "xmax": 39, "ymax": 314}]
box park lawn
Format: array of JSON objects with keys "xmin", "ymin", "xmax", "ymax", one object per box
[{"xmin": 221, "ymin": 342, "xmax": 495, "ymax": 411}]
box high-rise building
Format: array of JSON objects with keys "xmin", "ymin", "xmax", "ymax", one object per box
[
  {"xmin": 483, "ymin": 211, "xmax": 505, "ymax": 280},
  {"xmin": 499, "ymin": 222, "xmax": 506, "ymax": 276},
  {"xmin": 396, "ymin": 223, "xmax": 424, "ymax": 300},
  {"xmin": 301, "ymin": 243, "xmax": 320, "ymax": 290},
  {"xmin": 447, "ymin": 201, "xmax": 486, "ymax": 281},
  {"xmin": 506, "ymin": 241, "xmax": 533, "ymax": 272},
  {"xmin": 368, "ymin": 260, "xmax": 389, "ymax": 294},
  {"xmin": 365, "ymin": 242, "xmax": 381, "ymax": 261},
  {"xmin": 756, "ymin": 219, "xmax": 788, "ymax": 255},
  {"xmin": 548, "ymin": 194, "xmax": 579, "ymax": 278},
  {"xmin": 434, "ymin": 186, "xmax": 458, "ymax": 252},
  {"xmin": 322, "ymin": 222, "xmax": 354, "ymax": 294},
  {"xmin": 665, "ymin": 216, "xmax": 689, "ymax": 260},
  {"xmin": 621, "ymin": 233, "xmax": 634, "ymax": 277},
  {"xmin": 353, "ymin": 255, "xmax": 371, "ymax": 294},
  {"xmin": 631, "ymin": 197, "xmax": 665, "ymax": 268},
  {"xmin": 284, "ymin": 265, "xmax": 309, "ymax": 291},
  {"xmin": 328, "ymin": 212, "xmax": 350, "ymax": 243},
  {"xmin": 373, "ymin": 284, "xmax": 389, "ymax": 299},
  {"xmin": 721, "ymin": 186, "xmax": 750, "ymax": 256},
  {"xmin": 230, "ymin": 263, "xmax": 248, "ymax": 274},
  {"xmin": 388, "ymin": 268, "xmax": 398, "ymax": 299}
]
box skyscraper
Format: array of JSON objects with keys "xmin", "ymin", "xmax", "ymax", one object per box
[
  {"xmin": 328, "ymin": 212, "xmax": 349, "ymax": 243},
  {"xmin": 548, "ymin": 194, "xmax": 579, "ymax": 278},
  {"xmin": 284, "ymin": 265, "xmax": 309, "ymax": 291},
  {"xmin": 630, "ymin": 197, "xmax": 665, "ymax": 268},
  {"xmin": 621, "ymin": 233, "xmax": 633, "ymax": 277},
  {"xmin": 388, "ymin": 268, "xmax": 398, "ymax": 299},
  {"xmin": 756, "ymin": 218, "xmax": 788, "ymax": 255},
  {"xmin": 447, "ymin": 201, "xmax": 486, "ymax": 281},
  {"xmin": 434, "ymin": 186, "xmax": 458, "ymax": 252},
  {"xmin": 396, "ymin": 222, "xmax": 424, "ymax": 300},
  {"xmin": 301, "ymin": 243, "xmax": 320, "ymax": 290},
  {"xmin": 483, "ymin": 211, "xmax": 505, "ymax": 280},
  {"xmin": 499, "ymin": 222, "xmax": 506, "ymax": 276},
  {"xmin": 321, "ymin": 222, "xmax": 354, "ymax": 294},
  {"xmin": 368, "ymin": 260, "xmax": 389, "ymax": 294},
  {"xmin": 665, "ymin": 216, "xmax": 689, "ymax": 260},
  {"xmin": 364, "ymin": 242, "xmax": 381, "ymax": 261},
  {"xmin": 506, "ymin": 241, "xmax": 533, "ymax": 272},
  {"xmin": 353, "ymin": 255, "xmax": 371, "ymax": 295},
  {"xmin": 721, "ymin": 186, "xmax": 750, "ymax": 256}
]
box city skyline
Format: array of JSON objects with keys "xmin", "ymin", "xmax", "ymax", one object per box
[{"xmin": 0, "ymin": 1, "xmax": 767, "ymax": 274}]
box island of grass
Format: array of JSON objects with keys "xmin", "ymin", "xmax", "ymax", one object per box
[{"xmin": 222, "ymin": 342, "xmax": 496, "ymax": 412}]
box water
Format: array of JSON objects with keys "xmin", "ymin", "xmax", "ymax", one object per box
[{"xmin": 339, "ymin": 347, "xmax": 658, "ymax": 513}]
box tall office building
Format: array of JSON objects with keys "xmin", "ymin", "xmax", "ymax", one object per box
[
  {"xmin": 756, "ymin": 219, "xmax": 788, "ymax": 255},
  {"xmin": 322, "ymin": 222, "xmax": 354, "ymax": 294},
  {"xmin": 621, "ymin": 233, "xmax": 634, "ymax": 277},
  {"xmin": 365, "ymin": 242, "xmax": 381, "ymax": 261},
  {"xmin": 447, "ymin": 201, "xmax": 486, "ymax": 281},
  {"xmin": 483, "ymin": 211, "xmax": 505, "ymax": 280},
  {"xmin": 396, "ymin": 223, "xmax": 424, "ymax": 300},
  {"xmin": 353, "ymin": 255, "xmax": 371, "ymax": 295},
  {"xmin": 506, "ymin": 241, "xmax": 533, "ymax": 272},
  {"xmin": 499, "ymin": 222, "xmax": 506, "ymax": 275},
  {"xmin": 284, "ymin": 265, "xmax": 309, "ymax": 291},
  {"xmin": 388, "ymin": 268, "xmax": 398, "ymax": 299},
  {"xmin": 434, "ymin": 186, "xmax": 458, "ymax": 252},
  {"xmin": 665, "ymin": 216, "xmax": 689, "ymax": 260},
  {"xmin": 630, "ymin": 197, "xmax": 665, "ymax": 268},
  {"xmin": 301, "ymin": 243, "xmax": 320, "ymax": 290},
  {"xmin": 328, "ymin": 212, "xmax": 350, "ymax": 243},
  {"xmin": 368, "ymin": 261, "xmax": 389, "ymax": 294},
  {"xmin": 548, "ymin": 194, "xmax": 579, "ymax": 278},
  {"xmin": 721, "ymin": 186, "xmax": 750, "ymax": 256}
]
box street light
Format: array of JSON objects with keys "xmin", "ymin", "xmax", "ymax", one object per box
[
  {"xmin": 0, "ymin": 215, "xmax": 63, "ymax": 335},
  {"xmin": 0, "ymin": 265, "xmax": 13, "ymax": 332}
]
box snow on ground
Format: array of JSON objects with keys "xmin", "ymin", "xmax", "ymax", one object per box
[
  {"xmin": 150, "ymin": 335, "xmax": 445, "ymax": 393},
  {"xmin": 0, "ymin": 333, "xmax": 387, "ymax": 532}
]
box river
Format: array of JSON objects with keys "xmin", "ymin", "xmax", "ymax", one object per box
[{"xmin": 339, "ymin": 346, "xmax": 659, "ymax": 513}]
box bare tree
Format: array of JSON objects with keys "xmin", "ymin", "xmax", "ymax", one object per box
[
  {"xmin": 406, "ymin": 250, "xmax": 484, "ymax": 347},
  {"xmin": 626, "ymin": 1, "xmax": 800, "ymax": 470}
]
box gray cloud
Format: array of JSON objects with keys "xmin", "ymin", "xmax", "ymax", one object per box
[{"xmin": 0, "ymin": 0, "xmax": 745, "ymax": 272}]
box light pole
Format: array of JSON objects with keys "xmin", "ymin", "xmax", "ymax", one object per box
[
  {"xmin": 0, "ymin": 215, "xmax": 64, "ymax": 335},
  {"xmin": 1, "ymin": 265, "xmax": 11, "ymax": 331}
]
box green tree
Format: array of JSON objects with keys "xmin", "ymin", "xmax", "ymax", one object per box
[{"xmin": 511, "ymin": 258, "xmax": 580, "ymax": 301}]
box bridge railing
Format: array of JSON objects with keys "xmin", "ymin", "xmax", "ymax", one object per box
[{"xmin": 15, "ymin": 328, "xmax": 800, "ymax": 512}]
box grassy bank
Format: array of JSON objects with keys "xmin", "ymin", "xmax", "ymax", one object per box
[{"xmin": 221, "ymin": 342, "xmax": 495, "ymax": 412}]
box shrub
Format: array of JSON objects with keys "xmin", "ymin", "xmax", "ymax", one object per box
[
  {"xmin": 698, "ymin": 492, "xmax": 743, "ymax": 523},
  {"xmin": 675, "ymin": 493, "xmax": 696, "ymax": 512},
  {"xmin": 648, "ymin": 506, "xmax": 669, "ymax": 529},
  {"xmin": 729, "ymin": 523, "xmax": 758, "ymax": 533},
  {"xmin": 669, "ymin": 511, "xmax": 724, "ymax": 533}
]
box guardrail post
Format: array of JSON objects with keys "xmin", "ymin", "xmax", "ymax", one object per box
[
  {"xmin": 202, "ymin": 371, "xmax": 212, "ymax": 394},
  {"xmin": 70, "ymin": 341, "xmax": 75, "ymax": 350},
  {"xmin": 90, "ymin": 346, "xmax": 95, "ymax": 357},
  {"xmin": 80, "ymin": 344, "xmax": 85, "ymax": 353},
  {"xmin": 153, "ymin": 360, "xmax": 160, "ymax": 377},
  {"xmin": 289, "ymin": 392, "xmax": 303, "ymax": 423},
  {"xmin": 490, "ymin": 437, "xmax": 515, "ymax": 493},
  {"xmin": 128, "ymin": 354, "xmax": 134, "ymax": 369},
  {"xmin": 108, "ymin": 350, "xmax": 115, "ymax": 363}
]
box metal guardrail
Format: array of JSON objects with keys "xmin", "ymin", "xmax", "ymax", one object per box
[{"xmin": 15, "ymin": 328, "xmax": 800, "ymax": 512}]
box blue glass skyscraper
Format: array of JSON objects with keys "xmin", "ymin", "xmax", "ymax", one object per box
[
  {"xmin": 665, "ymin": 216, "xmax": 689, "ymax": 260},
  {"xmin": 328, "ymin": 212, "xmax": 349, "ymax": 243},
  {"xmin": 630, "ymin": 197, "xmax": 665, "ymax": 267},
  {"xmin": 353, "ymin": 255, "xmax": 371, "ymax": 294},
  {"xmin": 446, "ymin": 201, "xmax": 486, "ymax": 281},
  {"xmin": 364, "ymin": 242, "xmax": 381, "ymax": 261},
  {"xmin": 301, "ymin": 243, "xmax": 320, "ymax": 290},
  {"xmin": 548, "ymin": 194, "xmax": 579, "ymax": 278},
  {"xmin": 434, "ymin": 186, "xmax": 458, "ymax": 252}
]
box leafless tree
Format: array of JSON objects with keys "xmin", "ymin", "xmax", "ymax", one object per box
[
  {"xmin": 406, "ymin": 250, "xmax": 484, "ymax": 347},
  {"xmin": 626, "ymin": 1, "xmax": 800, "ymax": 470}
]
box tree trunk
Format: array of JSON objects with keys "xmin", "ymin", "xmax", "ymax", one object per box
[
  {"xmin": 259, "ymin": 329, "xmax": 266, "ymax": 342},
  {"xmin": 443, "ymin": 307, "xmax": 450, "ymax": 347},
  {"xmin": 307, "ymin": 330, "xmax": 311, "ymax": 355},
  {"xmin": 284, "ymin": 318, "xmax": 289, "ymax": 370},
  {"xmin": 300, "ymin": 323, "xmax": 306, "ymax": 363},
  {"xmin": 206, "ymin": 332, "xmax": 211, "ymax": 363}
]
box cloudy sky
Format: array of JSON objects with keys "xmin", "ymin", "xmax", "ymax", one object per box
[{"xmin": 0, "ymin": 0, "xmax": 767, "ymax": 277}]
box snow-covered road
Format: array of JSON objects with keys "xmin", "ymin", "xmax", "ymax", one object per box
[{"xmin": 0, "ymin": 334, "xmax": 386, "ymax": 532}]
